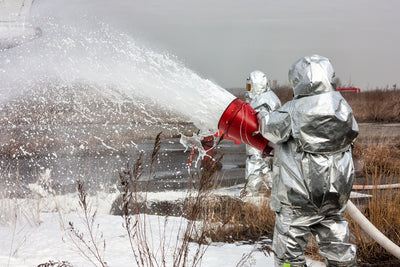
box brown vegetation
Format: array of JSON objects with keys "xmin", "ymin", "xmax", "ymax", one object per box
[
  {"xmin": 343, "ymin": 89, "xmax": 400, "ymax": 123},
  {"xmin": 194, "ymin": 194, "xmax": 275, "ymax": 244},
  {"xmin": 274, "ymin": 87, "xmax": 400, "ymax": 123},
  {"xmin": 355, "ymin": 138, "xmax": 400, "ymax": 176},
  {"xmin": 348, "ymin": 184, "xmax": 400, "ymax": 266},
  {"xmin": 349, "ymin": 139, "xmax": 400, "ymax": 266}
]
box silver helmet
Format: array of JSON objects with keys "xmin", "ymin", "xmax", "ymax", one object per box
[{"xmin": 246, "ymin": 70, "xmax": 270, "ymax": 95}]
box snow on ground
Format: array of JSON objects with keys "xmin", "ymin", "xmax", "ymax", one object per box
[
  {"xmin": 0, "ymin": 212, "xmax": 273, "ymax": 266},
  {"xmin": 0, "ymin": 188, "xmax": 325, "ymax": 267}
]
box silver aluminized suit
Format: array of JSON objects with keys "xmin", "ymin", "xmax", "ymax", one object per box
[
  {"xmin": 258, "ymin": 55, "xmax": 358, "ymax": 266},
  {"xmin": 244, "ymin": 70, "xmax": 281, "ymax": 196}
]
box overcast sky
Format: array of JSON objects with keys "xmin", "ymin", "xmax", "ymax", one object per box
[{"xmin": 31, "ymin": 0, "xmax": 400, "ymax": 89}]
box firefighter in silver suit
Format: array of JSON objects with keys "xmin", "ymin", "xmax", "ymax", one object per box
[
  {"xmin": 243, "ymin": 70, "xmax": 281, "ymax": 196},
  {"xmin": 257, "ymin": 55, "xmax": 358, "ymax": 266}
]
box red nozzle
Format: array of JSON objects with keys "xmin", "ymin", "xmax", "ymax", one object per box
[{"xmin": 218, "ymin": 98, "xmax": 272, "ymax": 157}]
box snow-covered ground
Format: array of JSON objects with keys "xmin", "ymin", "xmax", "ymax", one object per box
[
  {"xmin": 0, "ymin": 188, "xmax": 325, "ymax": 267},
  {"xmin": 1, "ymin": 212, "xmax": 275, "ymax": 266}
]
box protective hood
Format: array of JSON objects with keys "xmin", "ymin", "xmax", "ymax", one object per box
[
  {"xmin": 289, "ymin": 55, "xmax": 335, "ymax": 99},
  {"xmin": 247, "ymin": 70, "xmax": 270, "ymax": 96}
]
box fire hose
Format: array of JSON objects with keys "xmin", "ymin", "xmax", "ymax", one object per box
[
  {"xmin": 217, "ymin": 98, "xmax": 400, "ymax": 260},
  {"xmin": 346, "ymin": 200, "xmax": 400, "ymax": 259},
  {"xmin": 352, "ymin": 183, "xmax": 400, "ymax": 190}
]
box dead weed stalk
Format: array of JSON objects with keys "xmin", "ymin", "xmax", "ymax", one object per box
[
  {"xmin": 118, "ymin": 132, "xmax": 212, "ymax": 266},
  {"xmin": 67, "ymin": 180, "xmax": 108, "ymax": 267}
]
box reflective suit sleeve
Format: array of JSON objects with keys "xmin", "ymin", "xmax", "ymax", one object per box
[{"xmin": 258, "ymin": 109, "xmax": 291, "ymax": 144}]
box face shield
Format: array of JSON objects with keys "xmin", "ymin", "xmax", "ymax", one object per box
[{"xmin": 246, "ymin": 77, "xmax": 252, "ymax": 92}]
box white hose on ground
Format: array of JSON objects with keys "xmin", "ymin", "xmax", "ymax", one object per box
[
  {"xmin": 346, "ymin": 200, "xmax": 400, "ymax": 260},
  {"xmin": 352, "ymin": 183, "xmax": 400, "ymax": 190}
]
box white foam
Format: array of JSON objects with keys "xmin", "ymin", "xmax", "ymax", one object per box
[{"xmin": 0, "ymin": 18, "xmax": 235, "ymax": 132}]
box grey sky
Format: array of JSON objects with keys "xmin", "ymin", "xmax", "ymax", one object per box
[{"xmin": 32, "ymin": 0, "xmax": 400, "ymax": 89}]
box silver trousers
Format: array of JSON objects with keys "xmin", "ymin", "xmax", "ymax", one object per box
[{"xmin": 273, "ymin": 208, "xmax": 357, "ymax": 267}]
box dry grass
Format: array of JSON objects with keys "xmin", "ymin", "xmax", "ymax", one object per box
[
  {"xmin": 352, "ymin": 140, "xmax": 364, "ymax": 159},
  {"xmin": 275, "ymin": 87, "xmax": 400, "ymax": 123},
  {"xmin": 343, "ymin": 89, "xmax": 400, "ymax": 123},
  {"xmin": 349, "ymin": 139, "xmax": 400, "ymax": 266},
  {"xmin": 348, "ymin": 177, "xmax": 400, "ymax": 265},
  {"xmin": 195, "ymin": 195, "xmax": 275, "ymax": 244},
  {"xmin": 355, "ymin": 138, "xmax": 400, "ymax": 176}
]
